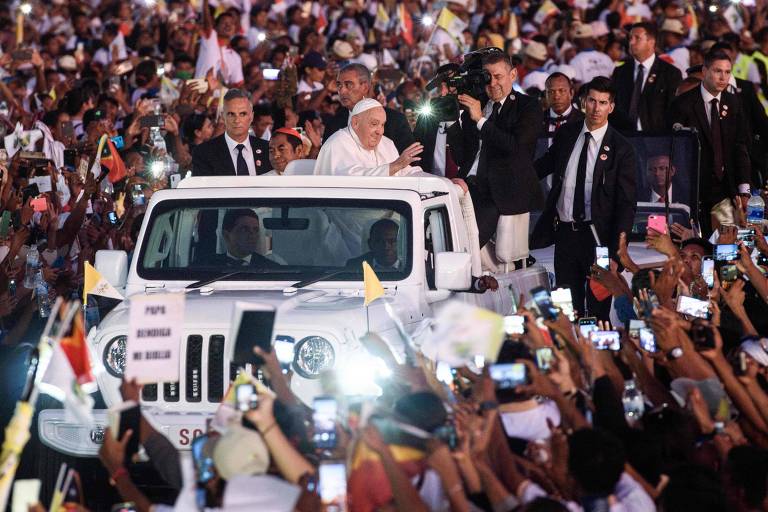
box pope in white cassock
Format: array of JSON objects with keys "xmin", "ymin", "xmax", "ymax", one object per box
[{"xmin": 314, "ymin": 98, "xmax": 424, "ymax": 176}]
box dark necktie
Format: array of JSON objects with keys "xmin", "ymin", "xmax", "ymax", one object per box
[
  {"xmin": 572, "ymin": 132, "xmax": 592, "ymax": 222},
  {"xmin": 628, "ymin": 63, "xmax": 644, "ymax": 127},
  {"xmin": 489, "ymin": 101, "xmax": 500, "ymax": 122},
  {"xmin": 710, "ymin": 98, "xmax": 724, "ymax": 180},
  {"xmin": 549, "ymin": 115, "xmax": 566, "ymax": 129},
  {"xmin": 235, "ymin": 143, "xmax": 249, "ymax": 176}
]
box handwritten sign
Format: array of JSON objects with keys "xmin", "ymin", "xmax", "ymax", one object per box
[{"xmin": 126, "ymin": 293, "xmax": 185, "ymax": 384}]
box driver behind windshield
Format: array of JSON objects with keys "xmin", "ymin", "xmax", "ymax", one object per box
[
  {"xmin": 346, "ymin": 219, "xmax": 401, "ymax": 271},
  {"xmin": 207, "ymin": 209, "xmax": 279, "ymax": 268}
]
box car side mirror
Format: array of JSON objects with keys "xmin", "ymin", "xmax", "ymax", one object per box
[
  {"xmin": 434, "ymin": 252, "xmax": 472, "ymax": 291},
  {"xmin": 95, "ymin": 250, "xmax": 128, "ymax": 289}
]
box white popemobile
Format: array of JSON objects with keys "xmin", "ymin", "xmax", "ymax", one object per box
[{"xmin": 37, "ymin": 174, "xmax": 662, "ymax": 458}]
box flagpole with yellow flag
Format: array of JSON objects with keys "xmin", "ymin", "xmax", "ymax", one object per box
[{"xmin": 362, "ymin": 261, "xmax": 384, "ymax": 332}]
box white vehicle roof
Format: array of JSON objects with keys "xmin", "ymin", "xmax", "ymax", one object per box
[{"xmin": 177, "ymin": 175, "xmax": 455, "ymax": 195}]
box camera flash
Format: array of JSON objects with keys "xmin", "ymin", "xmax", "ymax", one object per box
[
  {"xmin": 421, "ymin": 15, "xmax": 434, "ymax": 27},
  {"xmin": 257, "ymin": 31, "xmax": 266, "ymax": 42},
  {"xmin": 19, "ymin": 3, "xmax": 32, "ymax": 15}
]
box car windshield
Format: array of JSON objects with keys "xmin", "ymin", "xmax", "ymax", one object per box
[{"xmin": 137, "ymin": 198, "xmax": 413, "ymax": 282}]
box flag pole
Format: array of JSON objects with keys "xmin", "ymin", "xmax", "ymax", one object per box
[{"xmin": 366, "ymin": 305, "xmax": 370, "ymax": 333}]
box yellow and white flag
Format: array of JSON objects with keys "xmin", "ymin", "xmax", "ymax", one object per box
[
  {"xmin": 83, "ymin": 261, "xmax": 123, "ymax": 305},
  {"xmin": 435, "ymin": 7, "xmax": 467, "ymax": 43}
]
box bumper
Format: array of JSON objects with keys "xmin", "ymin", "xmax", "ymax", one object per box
[{"xmin": 38, "ymin": 409, "xmax": 210, "ymax": 457}]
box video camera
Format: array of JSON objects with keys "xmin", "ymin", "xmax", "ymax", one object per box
[{"xmin": 421, "ymin": 47, "xmax": 503, "ymax": 122}]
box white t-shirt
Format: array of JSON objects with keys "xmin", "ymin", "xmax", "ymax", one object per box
[
  {"xmin": 500, "ymin": 399, "xmax": 562, "ymax": 441},
  {"xmin": 194, "ymin": 30, "xmax": 244, "ymax": 85},
  {"xmin": 570, "ymin": 49, "xmax": 615, "ymax": 83}
]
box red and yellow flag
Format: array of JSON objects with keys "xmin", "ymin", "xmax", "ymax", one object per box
[
  {"xmin": 101, "ymin": 136, "xmax": 127, "ymax": 183},
  {"xmin": 60, "ymin": 314, "xmax": 93, "ymax": 385}
]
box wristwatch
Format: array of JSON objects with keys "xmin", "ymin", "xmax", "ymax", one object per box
[{"xmin": 666, "ymin": 347, "xmax": 683, "ymax": 360}]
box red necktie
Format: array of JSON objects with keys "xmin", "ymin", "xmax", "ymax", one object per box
[{"xmin": 445, "ymin": 145, "xmax": 459, "ymax": 179}]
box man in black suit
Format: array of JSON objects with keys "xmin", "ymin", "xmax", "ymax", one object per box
[
  {"xmin": 670, "ymin": 50, "xmax": 751, "ymax": 235},
  {"xmin": 413, "ymin": 64, "xmax": 461, "ymax": 177},
  {"xmin": 541, "ymin": 72, "xmax": 584, "ymax": 146},
  {"xmin": 610, "ymin": 22, "xmax": 682, "ymax": 134},
  {"xmin": 192, "ymin": 88, "xmax": 271, "ymax": 176},
  {"xmin": 204, "ymin": 209, "xmax": 279, "ymax": 267},
  {"xmin": 447, "ymin": 52, "xmax": 544, "ymax": 260},
  {"xmin": 346, "ymin": 219, "xmax": 402, "ymax": 271},
  {"xmin": 533, "ymin": 77, "xmax": 637, "ymax": 319},
  {"xmin": 322, "ymin": 63, "xmax": 415, "ymax": 153}
]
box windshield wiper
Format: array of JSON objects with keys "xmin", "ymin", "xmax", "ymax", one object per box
[
  {"xmin": 289, "ymin": 268, "xmax": 360, "ymax": 289},
  {"xmin": 186, "ymin": 268, "xmax": 299, "ymax": 290}
]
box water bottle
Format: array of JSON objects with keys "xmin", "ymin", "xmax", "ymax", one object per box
[
  {"xmin": 35, "ymin": 271, "xmax": 51, "ymax": 318},
  {"xmin": 747, "ymin": 191, "xmax": 765, "ymax": 225},
  {"xmin": 621, "ymin": 379, "xmax": 645, "ymax": 426},
  {"xmin": 23, "ymin": 244, "xmax": 41, "ymax": 288}
]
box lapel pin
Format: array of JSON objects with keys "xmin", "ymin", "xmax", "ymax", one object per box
[
  {"xmin": 256, "ymin": 160, "xmax": 262, "ymax": 166},
  {"xmin": 648, "ymin": 74, "xmax": 656, "ymax": 83},
  {"xmin": 723, "ymin": 104, "xmax": 728, "ymax": 110},
  {"xmin": 256, "ymin": 149, "xmax": 262, "ymax": 154},
  {"xmin": 603, "ymin": 145, "xmax": 610, "ymax": 151},
  {"xmin": 600, "ymin": 153, "xmax": 608, "ymax": 161},
  {"xmin": 721, "ymin": 111, "xmax": 727, "ymax": 117}
]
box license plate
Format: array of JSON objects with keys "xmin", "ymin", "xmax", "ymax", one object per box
[{"xmin": 169, "ymin": 424, "xmax": 207, "ymax": 449}]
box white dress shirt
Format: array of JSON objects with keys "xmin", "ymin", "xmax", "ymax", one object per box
[
  {"xmin": 557, "ymin": 122, "xmax": 609, "ymax": 222},
  {"xmin": 633, "ymin": 54, "xmax": 655, "ymax": 130},
  {"xmin": 224, "ymin": 132, "xmax": 257, "ymax": 176},
  {"xmin": 699, "ymin": 84, "xmax": 749, "ymax": 194},
  {"xmin": 431, "ymin": 122, "xmax": 453, "ymax": 176},
  {"xmin": 468, "ymin": 95, "xmax": 508, "ymax": 177}
]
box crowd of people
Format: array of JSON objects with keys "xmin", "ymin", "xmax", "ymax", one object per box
[{"xmin": 3, "ymin": 0, "xmax": 768, "ymax": 509}]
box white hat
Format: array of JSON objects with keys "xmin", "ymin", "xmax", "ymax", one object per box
[
  {"xmin": 212, "ymin": 424, "xmax": 270, "ymax": 480},
  {"xmin": 525, "ymin": 41, "xmax": 548, "ymax": 62},
  {"xmin": 572, "ymin": 23, "xmax": 593, "ymax": 39},
  {"xmin": 661, "ymin": 18, "xmax": 686, "ymax": 36},
  {"xmin": 590, "ymin": 20, "xmax": 609, "ymax": 38},
  {"xmin": 351, "ymin": 98, "xmax": 385, "ymax": 116},
  {"xmin": 553, "ymin": 64, "xmax": 576, "ymax": 80},
  {"xmin": 58, "ymin": 55, "xmax": 77, "ymax": 71},
  {"xmin": 332, "ymin": 40, "xmax": 355, "ymax": 59}
]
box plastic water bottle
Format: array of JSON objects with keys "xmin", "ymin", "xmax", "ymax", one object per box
[
  {"xmin": 35, "ymin": 271, "xmax": 51, "ymax": 318},
  {"xmin": 23, "ymin": 245, "xmax": 41, "ymax": 288},
  {"xmin": 747, "ymin": 191, "xmax": 765, "ymax": 225},
  {"xmin": 621, "ymin": 379, "xmax": 645, "ymax": 426}
]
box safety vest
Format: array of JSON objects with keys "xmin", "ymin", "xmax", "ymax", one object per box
[
  {"xmin": 752, "ymin": 51, "xmax": 768, "ymax": 114},
  {"xmin": 733, "ymin": 53, "xmax": 753, "ymax": 81}
]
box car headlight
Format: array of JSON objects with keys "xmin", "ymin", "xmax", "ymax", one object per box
[
  {"xmin": 103, "ymin": 335, "xmax": 127, "ymax": 378},
  {"xmin": 293, "ymin": 336, "xmax": 335, "ymax": 379}
]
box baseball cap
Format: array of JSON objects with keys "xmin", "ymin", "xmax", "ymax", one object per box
[
  {"xmin": 82, "ymin": 108, "xmax": 106, "ymax": 128},
  {"xmin": 301, "ymin": 50, "xmax": 327, "ymax": 70}
]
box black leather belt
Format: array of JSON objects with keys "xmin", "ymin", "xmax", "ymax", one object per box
[{"xmin": 554, "ymin": 217, "xmax": 592, "ymax": 231}]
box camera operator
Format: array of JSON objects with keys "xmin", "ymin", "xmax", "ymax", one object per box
[
  {"xmin": 413, "ymin": 63, "xmax": 461, "ymax": 177},
  {"xmin": 448, "ymin": 51, "xmax": 544, "ymax": 262}
]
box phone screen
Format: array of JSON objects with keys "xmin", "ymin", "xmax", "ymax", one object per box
[
  {"xmin": 531, "ymin": 286, "xmax": 558, "ymax": 321},
  {"xmin": 535, "ymin": 347, "xmax": 554, "ymax": 372},
  {"xmin": 236, "ymin": 383, "xmax": 256, "ymax": 412},
  {"xmin": 107, "ymin": 211, "xmax": 119, "ymax": 225},
  {"xmin": 503, "ymin": 315, "xmax": 524, "ymax": 335},
  {"xmin": 676, "ymin": 295, "xmax": 710, "ymax": 319},
  {"xmin": 263, "ymin": 68, "xmax": 280, "ymax": 80},
  {"xmin": 589, "ymin": 330, "xmax": 621, "ymax": 351},
  {"xmin": 578, "ymin": 317, "xmax": 597, "ymax": 338},
  {"xmin": 319, "ymin": 462, "xmax": 347, "ymax": 509},
  {"xmin": 273, "ymin": 336, "xmax": 295, "ymax": 366},
  {"xmin": 313, "ymin": 397, "xmax": 338, "ymax": 449},
  {"xmin": 737, "ymin": 229, "xmax": 756, "ymax": 248},
  {"xmin": 639, "ymin": 327, "xmax": 657, "ymax": 352},
  {"xmin": 489, "ymin": 363, "xmax": 528, "ymax": 389},
  {"xmin": 715, "ymin": 244, "xmax": 738, "ymax": 262},
  {"xmin": 628, "ymin": 319, "xmax": 645, "ymax": 339},
  {"xmin": 702, "ymin": 257, "xmax": 714, "ymax": 289},
  {"xmin": 595, "ymin": 246, "xmax": 609, "ymax": 269},
  {"xmin": 0, "ymin": 210, "xmax": 10, "ymax": 238},
  {"xmin": 551, "ymin": 287, "xmax": 575, "ymax": 321}
]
